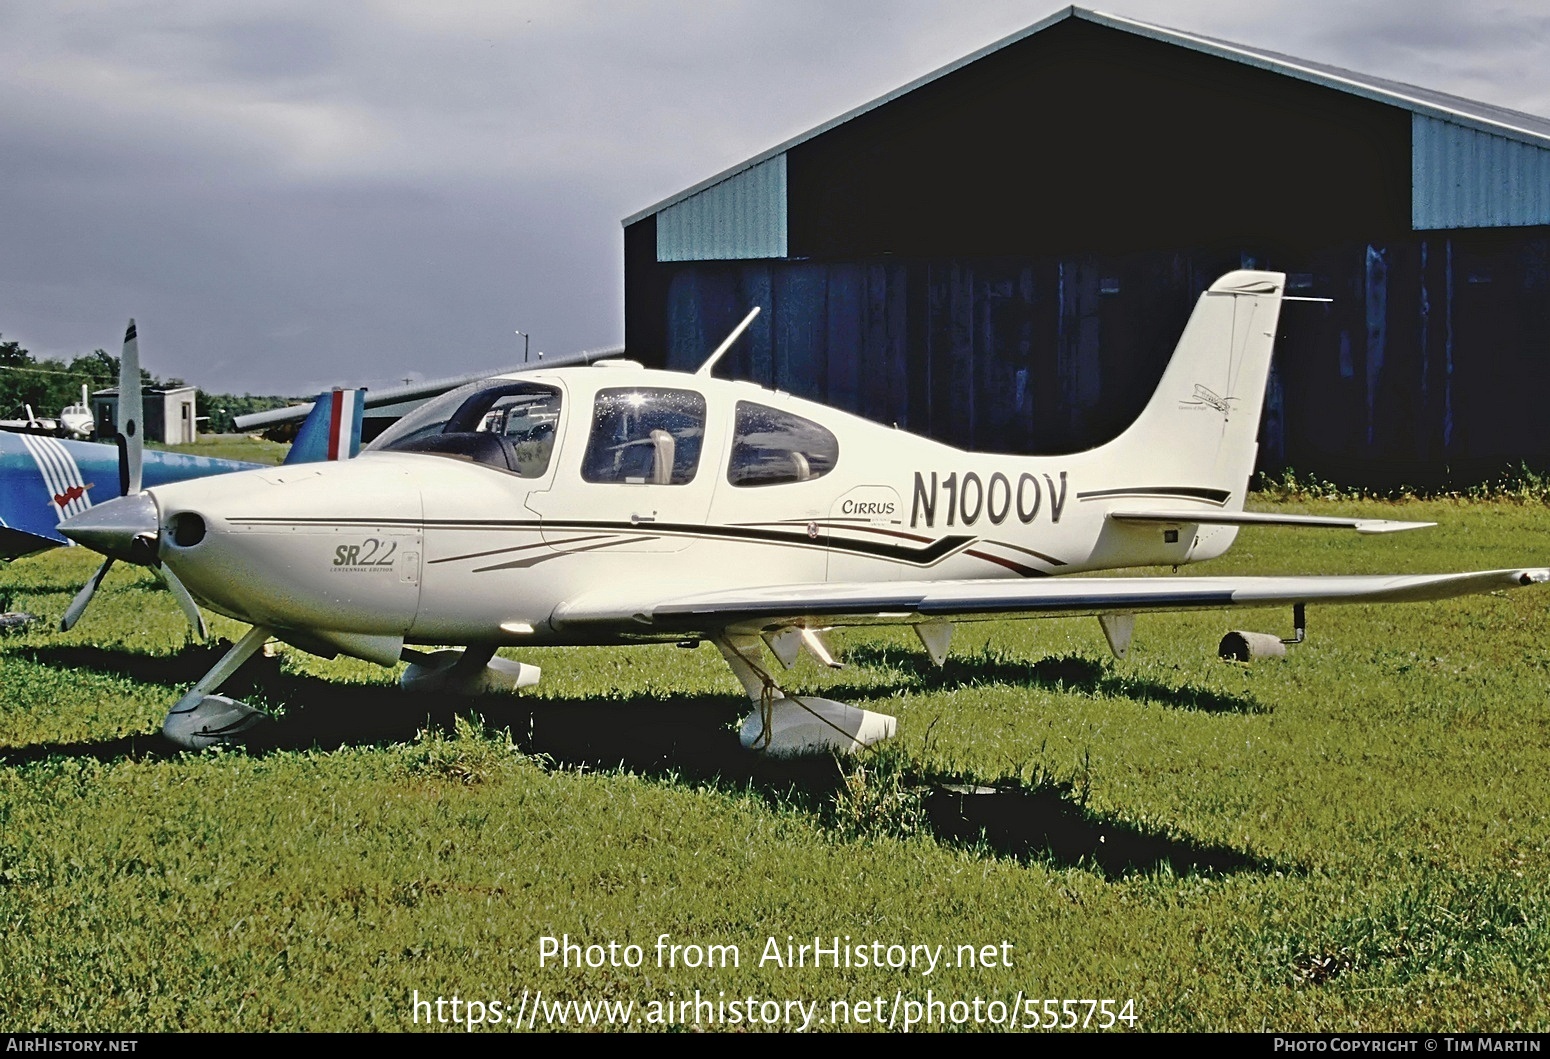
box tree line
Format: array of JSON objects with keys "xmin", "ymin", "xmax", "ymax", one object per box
[{"xmin": 0, "ymin": 333, "xmax": 297, "ymax": 436}]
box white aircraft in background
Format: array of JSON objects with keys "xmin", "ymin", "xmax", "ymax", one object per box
[
  {"xmin": 0, "ymin": 386, "xmax": 94, "ymax": 440},
  {"xmin": 58, "ymin": 272, "xmax": 1548, "ymax": 754},
  {"xmin": 58, "ymin": 385, "xmax": 94, "ymax": 440},
  {"xmin": 0, "ymin": 404, "xmax": 59, "ymax": 436}
]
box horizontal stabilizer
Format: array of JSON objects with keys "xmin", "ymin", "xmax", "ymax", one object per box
[{"xmin": 1108, "ymin": 509, "xmax": 1434, "ymax": 534}]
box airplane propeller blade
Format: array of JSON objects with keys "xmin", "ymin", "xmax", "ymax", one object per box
[
  {"xmin": 56, "ymin": 492, "xmax": 205, "ymax": 638},
  {"xmin": 153, "ymin": 562, "xmax": 209, "ymax": 641},
  {"xmin": 117, "ymin": 319, "xmax": 144, "ymax": 496},
  {"xmin": 52, "ymin": 323, "xmax": 207, "ymax": 638},
  {"xmin": 58, "ymin": 323, "xmax": 146, "ymax": 632},
  {"xmin": 60, "ymin": 557, "xmax": 114, "ymax": 632}
]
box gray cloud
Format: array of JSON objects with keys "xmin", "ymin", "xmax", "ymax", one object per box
[{"xmin": 1, "ymin": 1, "xmax": 1545, "ymax": 394}]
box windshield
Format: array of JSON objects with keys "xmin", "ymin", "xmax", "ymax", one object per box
[
  {"xmin": 369, "ymin": 379, "xmax": 563, "ymax": 478},
  {"xmin": 366, "ymin": 380, "xmax": 487, "ymax": 452}
]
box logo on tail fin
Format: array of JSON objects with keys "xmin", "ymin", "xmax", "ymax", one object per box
[{"xmin": 1181, "ymin": 384, "xmax": 1237, "ymax": 416}]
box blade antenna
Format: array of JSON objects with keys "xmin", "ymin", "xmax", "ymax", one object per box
[{"xmin": 695, "ymin": 306, "xmax": 761, "ymax": 377}]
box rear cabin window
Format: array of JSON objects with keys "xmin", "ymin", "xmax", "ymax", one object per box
[
  {"xmin": 370, "ymin": 380, "xmax": 562, "ymax": 478},
  {"xmin": 582, "ymin": 387, "xmax": 706, "ymax": 485},
  {"xmin": 728, "ymin": 402, "xmax": 838, "ymax": 486}
]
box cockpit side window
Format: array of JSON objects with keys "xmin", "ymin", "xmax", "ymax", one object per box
[
  {"xmin": 370, "ymin": 380, "xmax": 563, "ymax": 478},
  {"xmin": 728, "ymin": 402, "xmax": 838, "ymax": 486},
  {"xmin": 582, "ymin": 388, "xmax": 705, "ymax": 485}
]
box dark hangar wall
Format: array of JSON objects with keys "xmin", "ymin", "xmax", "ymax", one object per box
[{"xmin": 623, "ymin": 18, "xmax": 1550, "ymax": 488}]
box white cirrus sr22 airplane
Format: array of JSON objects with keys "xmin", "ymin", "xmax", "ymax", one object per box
[{"xmin": 58, "ymin": 271, "xmax": 1549, "ymax": 753}]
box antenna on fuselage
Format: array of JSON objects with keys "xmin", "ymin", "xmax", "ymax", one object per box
[{"xmin": 695, "ymin": 306, "xmax": 761, "ymax": 377}]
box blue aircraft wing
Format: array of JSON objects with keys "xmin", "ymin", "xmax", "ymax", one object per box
[{"xmin": 0, "ymin": 390, "xmax": 363, "ymax": 560}]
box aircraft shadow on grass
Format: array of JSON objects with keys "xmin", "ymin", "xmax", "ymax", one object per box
[
  {"xmin": 6, "ymin": 640, "xmax": 1282, "ymax": 879},
  {"xmin": 833, "ymin": 645, "xmax": 1268, "ymax": 715}
]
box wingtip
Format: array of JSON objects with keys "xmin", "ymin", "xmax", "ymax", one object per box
[{"xmin": 1354, "ymin": 520, "xmax": 1437, "ymax": 534}]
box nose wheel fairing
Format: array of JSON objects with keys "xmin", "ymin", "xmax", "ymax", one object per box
[{"xmin": 160, "ymin": 626, "xmax": 275, "ymax": 749}]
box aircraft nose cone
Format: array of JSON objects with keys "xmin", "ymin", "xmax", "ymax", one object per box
[{"xmin": 58, "ymin": 493, "xmax": 160, "ymax": 564}]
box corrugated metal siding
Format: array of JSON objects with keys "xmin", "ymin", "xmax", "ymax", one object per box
[
  {"xmin": 655, "ymin": 232, "xmax": 1550, "ymax": 487},
  {"xmin": 1413, "ymin": 115, "xmax": 1550, "ymax": 229},
  {"xmin": 657, "ymin": 155, "xmax": 788, "ymax": 261}
]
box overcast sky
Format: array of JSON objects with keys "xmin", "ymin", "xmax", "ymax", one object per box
[{"xmin": 2, "ymin": 1, "xmax": 1548, "ymax": 397}]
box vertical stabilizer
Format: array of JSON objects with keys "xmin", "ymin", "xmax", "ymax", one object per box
[
  {"xmin": 285, "ymin": 388, "xmax": 366, "ymax": 465},
  {"xmin": 1093, "ymin": 271, "xmax": 1284, "ymax": 512}
]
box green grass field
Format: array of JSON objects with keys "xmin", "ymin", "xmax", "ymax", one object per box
[
  {"xmin": 1, "ymin": 498, "xmax": 1547, "ymax": 1032},
  {"xmin": 150, "ymin": 435, "xmax": 290, "ymax": 465}
]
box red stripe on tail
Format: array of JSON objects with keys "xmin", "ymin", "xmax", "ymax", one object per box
[{"xmin": 326, "ymin": 389, "xmax": 344, "ymax": 461}]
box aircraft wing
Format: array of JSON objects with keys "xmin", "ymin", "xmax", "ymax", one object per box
[
  {"xmin": 0, "ymin": 523, "xmax": 62, "ymax": 560},
  {"xmin": 1, "ymin": 386, "xmax": 366, "ymax": 561},
  {"xmin": 552, "ymin": 568, "xmax": 1550, "ymax": 637}
]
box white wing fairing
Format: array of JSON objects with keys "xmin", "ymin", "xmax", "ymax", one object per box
[{"xmin": 54, "ymin": 272, "xmax": 1550, "ymax": 755}]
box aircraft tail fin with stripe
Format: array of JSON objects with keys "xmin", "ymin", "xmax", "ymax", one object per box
[{"xmin": 285, "ymin": 389, "xmax": 365, "ymax": 465}]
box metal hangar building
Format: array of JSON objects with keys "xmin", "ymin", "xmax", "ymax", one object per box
[{"xmin": 621, "ymin": 6, "xmax": 1550, "ymax": 487}]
